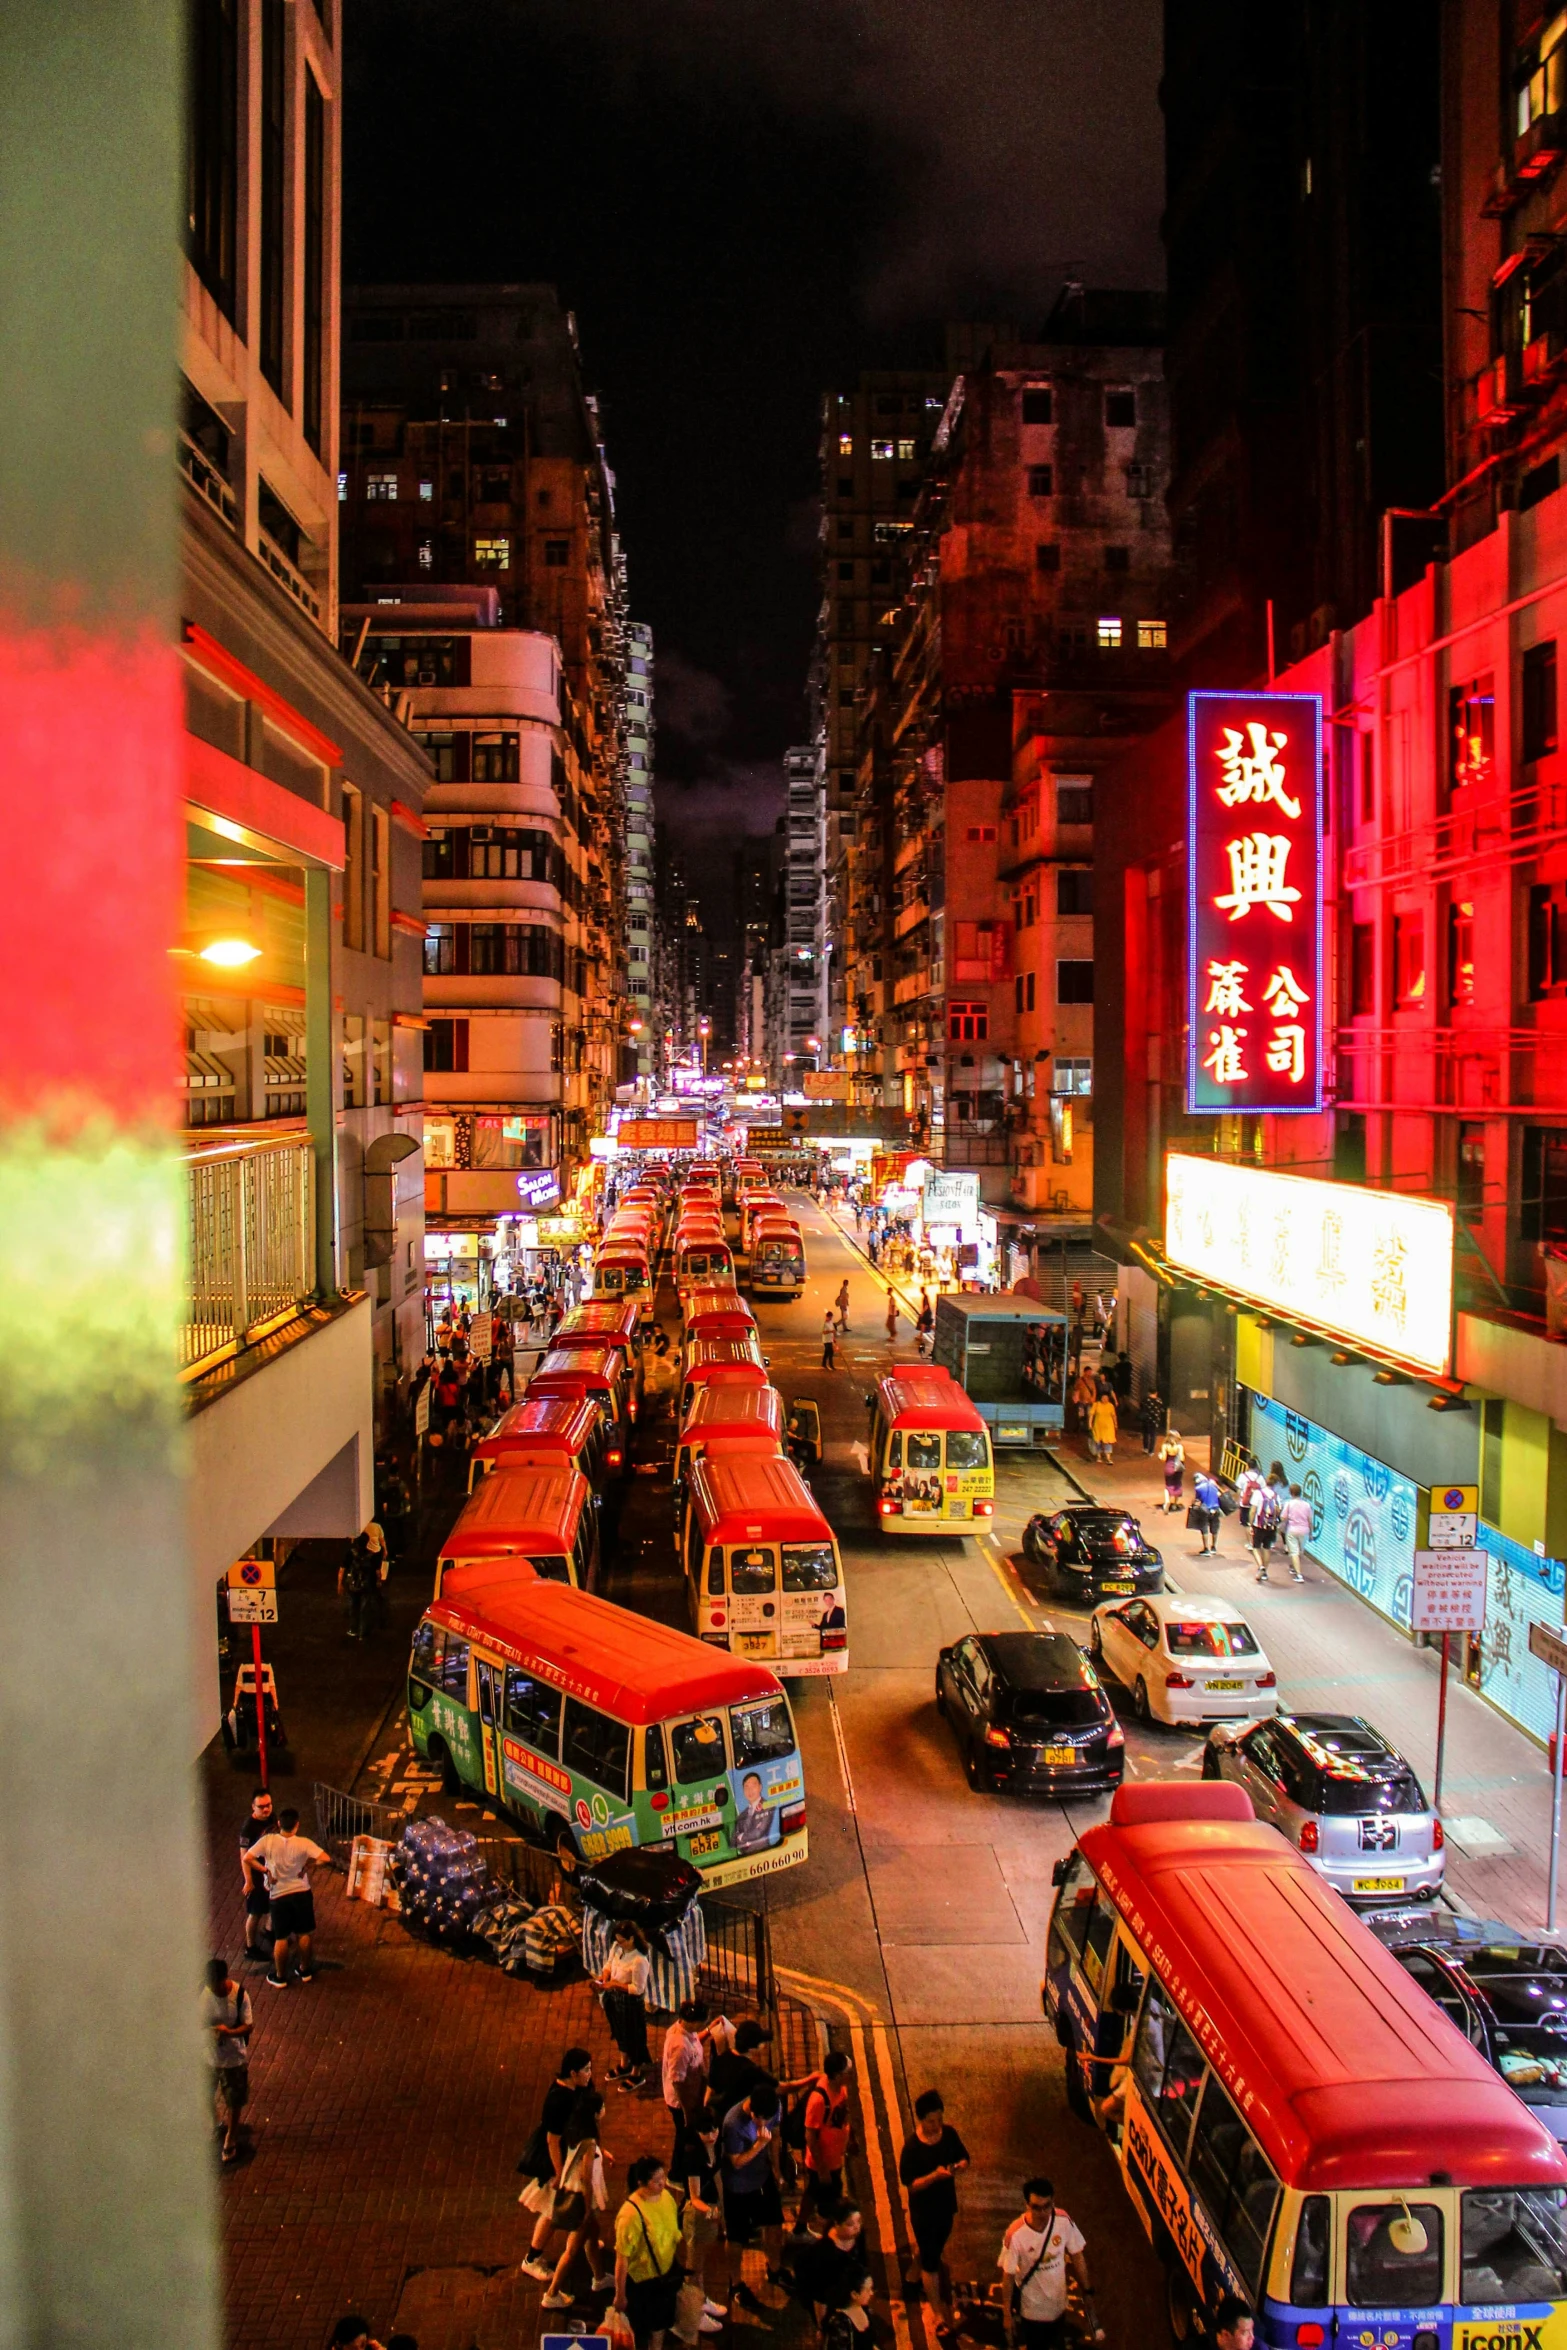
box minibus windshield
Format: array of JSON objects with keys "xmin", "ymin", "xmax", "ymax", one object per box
[
  {"xmin": 1462, "ymin": 2187, "xmax": 1567, "ymax": 2301},
  {"xmin": 1166, "ymin": 1619, "xmax": 1259, "ymax": 1658},
  {"xmin": 782, "ymin": 1543, "xmax": 836, "ymax": 1592},
  {"xmin": 731, "ymin": 1696, "xmax": 795, "ymax": 1765}
]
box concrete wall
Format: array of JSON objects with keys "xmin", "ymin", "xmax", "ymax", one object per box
[{"xmin": 186, "ymin": 1299, "xmax": 374, "ymax": 1736}]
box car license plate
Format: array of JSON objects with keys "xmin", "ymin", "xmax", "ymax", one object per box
[
  {"xmin": 1207, "ymin": 1678, "xmax": 1243, "ymax": 1692},
  {"xmin": 688, "ymin": 1829, "xmax": 723, "ymax": 1858},
  {"xmin": 1101, "ymin": 1581, "xmax": 1135, "ymax": 1594},
  {"xmin": 1352, "ymin": 1874, "xmax": 1405, "ymax": 1894},
  {"xmin": 1043, "ymin": 1745, "xmax": 1077, "ymax": 1766}
]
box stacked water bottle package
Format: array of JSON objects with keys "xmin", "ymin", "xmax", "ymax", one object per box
[{"xmin": 386, "ymin": 1816, "xmax": 576, "ymax": 1978}]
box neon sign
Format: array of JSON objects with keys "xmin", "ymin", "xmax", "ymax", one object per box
[{"xmin": 1187, "ymin": 691, "xmax": 1323, "ymax": 1113}]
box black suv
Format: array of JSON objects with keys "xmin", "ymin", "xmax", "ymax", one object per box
[
  {"xmin": 1022, "ymin": 1506, "xmax": 1165, "ymax": 1601},
  {"xmin": 936, "ymin": 1630, "xmax": 1125, "ymax": 1794}
]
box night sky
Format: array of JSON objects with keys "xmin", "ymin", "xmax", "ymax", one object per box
[{"xmin": 344, "ymin": 0, "xmax": 1164, "ymax": 911}]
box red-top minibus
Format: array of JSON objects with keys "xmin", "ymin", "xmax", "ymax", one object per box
[
  {"xmin": 548, "ymin": 1308, "xmax": 645, "ymax": 1424},
  {"xmin": 672, "ymin": 1380, "xmax": 786, "ymax": 1490},
  {"xmin": 1045, "ymin": 1781, "xmax": 1567, "ymax": 2341},
  {"xmin": 468, "ymin": 1395, "xmax": 608, "ymax": 1496},
  {"xmin": 434, "ymin": 1463, "xmax": 600, "ymax": 1596},
  {"xmin": 680, "ymin": 1337, "xmax": 768, "ymax": 1418},
  {"xmin": 868, "ymin": 1367, "xmax": 995, "ymax": 1533},
  {"xmin": 682, "ymin": 1452, "xmax": 847, "ymax": 1675},
  {"xmin": 525, "ymin": 1345, "xmax": 631, "ymax": 1467}
]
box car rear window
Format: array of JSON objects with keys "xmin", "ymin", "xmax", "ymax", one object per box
[
  {"xmin": 1166, "ymin": 1619, "xmax": 1260, "ymax": 1658},
  {"xmin": 1008, "ymin": 1688, "xmax": 1103, "ymax": 1728},
  {"xmin": 1316, "ymin": 1767, "xmax": 1425, "ymax": 1815}
]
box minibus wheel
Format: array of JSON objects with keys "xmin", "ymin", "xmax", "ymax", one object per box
[
  {"xmin": 554, "ymin": 1827, "xmax": 582, "ymax": 1877},
  {"xmin": 1165, "ymin": 2263, "xmax": 1205, "ymax": 2343},
  {"xmin": 1060, "ymin": 2028, "xmax": 1091, "ymax": 2122}
]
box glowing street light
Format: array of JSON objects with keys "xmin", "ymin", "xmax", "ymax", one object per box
[{"xmin": 196, "ymin": 937, "xmax": 262, "ymax": 968}]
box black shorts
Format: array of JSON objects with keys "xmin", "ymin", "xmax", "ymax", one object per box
[
  {"xmin": 269, "ymin": 1889, "xmax": 315, "ymax": 1937},
  {"xmin": 244, "ymin": 1884, "xmax": 272, "ymax": 1918},
  {"xmin": 1019, "ymin": 2321, "xmax": 1067, "ymax": 2350},
  {"xmin": 912, "ymin": 2209, "xmax": 954, "ymax": 2272},
  {"xmin": 724, "ymin": 2171, "xmax": 782, "ymax": 2243},
  {"xmin": 213, "ymin": 2063, "xmax": 249, "ymax": 2110},
  {"xmin": 625, "ymin": 2267, "xmax": 682, "ymax": 2348}
]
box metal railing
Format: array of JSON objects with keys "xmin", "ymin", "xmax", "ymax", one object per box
[{"xmin": 183, "ymin": 1133, "xmax": 314, "ymax": 1374}]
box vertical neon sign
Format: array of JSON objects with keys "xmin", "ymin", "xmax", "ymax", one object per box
[{"xmin": 1187, "ymin": 690, "xmax": 1324, "ymax": 1114}]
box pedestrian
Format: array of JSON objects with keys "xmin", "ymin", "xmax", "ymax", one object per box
[
  {"xmin": 1156, "ymin": 1428, "xmax": 1185, "ymax": 1515},
  {"xmin": 201, "ymin": 1955, "xmax": 253, "ymax": 2164},
  {"xmin": 897, "ymin": 2088, "xmax": 968, "ymax": 2338},
  {"xmin": 1247, "ymin": 1479, "xmax": 1282, "ymax": 1582},
  {"xmin": 338, "ymin": 1528, "xmax": 378, "ymax": 1641},
  {"xmin": 719, "ymin": 2074, "xmax": 785, "ymax": 2287},
  {"xmin": 794, "ymin": 2202, "xmax": 869, "ymax": 2329},
  {"xmin": 613, "ymin": 2154, "xmax": 684, "ymax": 2350},
  {"xmin": 672, "ymin": 2116, "xmax": 726, "ymax": 2334},
  {"xmin": 1234, "ymin": 1458, "xmax": 1267, "ymax": 1530},
  {"xmin": 1087, "ymin": 1390, "xmax": 1119, "ymax": 1466},
  {"xmin": 520, "ymin": 2046, "xmax": 596, "ymax": 2280},
  {"xmin": 1212, "ymin": 2297, "xmax": 1255, "ymax": 2350},
  {"xmin": 1070, "ymin": 1362, "xmax": 1097, "ymax": 1433},
  {"xmin": 789, "ymin": 2046, "xmax": 853, "ymax": 2239},
  {"xmin": 239, "ymin": 1783, "xmax": 275, "ymax": 1960},
  {"xmin": 243, "ymin": 1806, "xmax": 330, "ymax": 1988},
  {"xmin": 822, "ymin": 2273, "xmax": 876, "ymax": 2350},
  {"xmin": 1281, "ymin": 1482, "xmax": 1312, "ymax": 1582},
  {"xmin": 330, "ymin": 2318, "xmax": 386, "ymax": 2350},
  {"xmin": 1069, "ymin": 1279, "xmax": 1085, "ymax": 1324},
  {"xmin": 1191, "ymin": 1464, "xmax": 1222, "ymax": 1555},
  {"xmin": 597, "ymin": 1921, "xmax": 653, "ymax": 2090},
  {"xmin": 885, "ymin": 1289, "xmax": 899, "ymax": 1346},
  {"xmin": 1139, "ymin": 1389, "xmax": 1166, "ymax": 1456},
  {"xmin": 703, "ymin": 2016, "xmax": 771, "ymax": 2121},
  {"xmin": 540, "ymin": 2088, "xmax": 616, "ymax": 2307},
  {"xmin": 835, "ymin": 1279, "xmax": 851, "ymax": 1332},
  {"xmin": 999, "ymin": 2175, "xmax": 1103, "ymax": 2349},
  {"xmin": 1266, "ymin": 1457, "xmax": 1289, "ymax": 1511},
  {"xmin": 821, "ymin": 1313, "xmax": 837, "ymax": 1370},
  {"xmin": 662, "ymin": 2000, "xmax": 710, "ymax": 2163},
  {"xmin": 916, "ymin": 1291, "xmax": 934, "ymax": 1359}
]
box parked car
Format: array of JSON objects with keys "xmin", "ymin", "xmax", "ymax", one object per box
[
  {"xmin": 1021, "ymin": 1506, "xmax": 1164, "ymax": 1601},
  {"xmin": 1088, "ymin": 1594, "xmax": 1277, "ymax": 1727},
  {"xmin": 935, "ymin": 1629, "xmax": 1125, "ymax": 1794},
  {"xmin": 1202, "ymin": 1711, "xmax": 1444, "ymax": 1905},
  {"xmin": 1374, "ymin": 1923, "xmax": 1567, "ymax": 2141}
]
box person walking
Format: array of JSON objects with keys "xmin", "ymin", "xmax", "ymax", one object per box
[
  {"xmin": 821, "ymin": 1313, "xmax": 837, "ymax": 1370},
  {"xmin": 1086, "ymin": 1390, "xmax": 1119, "ymax": 1466},
  {"xmin": 1155, "ymin": 1429, "xmax": 1185, "ymax": 1516},
  {"xmin": 897, "ymin": 2088, "xmax": 968, "ymax": 2339},
  {"xmin": 999, "ymin": 2176, "xmax": 1103, "ymax": 2349},
  {"xmin": 1234, "ymin": 1458, "xmax": 1268, "ymax": 1532},
  {"xmin": 540, "ymin": 2088, "xmax": 616, "ymax": 2307},
  {"xmin": 1191, "ymin": 1465, "xmax": 1222, "ymax": 1556},
  {"xmin": 794, "ymin": 2203, "xmax": 869, "ymax": 2330},
  {"xmin": 338, "ymin": 1528, "xmax": 378, "ymax": 1641},
  {"xmin": 201, "ymin": 1956, "xmax": 253, "ymax": 2164},
  {"xmin": 1281, "ymin": 1483, "xmax": 1312, "ymax": 1582},
  {"xmin": 1247, "ymin": 1479, "xmax": 1282, "ymax": 1583},
  {"xmin": 916, "ymin": 1291, "xmax": 934, "ymax": 1359},
  {"xmin": 1139, "ymin": 1388, "xmax": 1166, "ymax": 1456},
  {"xmin": 520, "ymin": 2047, "xmax": 596, "ymax": 2280},
  {"xmin": 597, "ymin": 1921, "xmax": 653, "ymax": 2090},
  {"xmin": 672, "ymin": 2116, "xmax": 726, "ymax": 2334},
  {"xmin": 835, "ymin": 1280, "xmax": 851, "ymax": 1333},
  {"xmin": 662, "ymin": 2000, "xmax": 710, "ymax": 2165},
  {"xmin": 239, "ymin": 1784, "xmax": 275, "ymax": 1961},
  {"xmin": 719, "ymin": 2074, "xmax": 786, "ymax": 2288},
  {"xmin": 243, "ymin": 1806, "xmax": 330, "ymax": 1988},
  {"xmin": 885, "ymin": 1289, "xmax": 899, "ymax": 1347},
  {"xmin": 1212, "ymin": 2297, "xmax": 1255, "ymax": 2350},
  {"xmin": 789, "ymin": 2046, "xmax": 853, "ymax": 2240},
  {"xmin": 613, "ymin": 2155, "xmax": 684, "ymax": 2350}
]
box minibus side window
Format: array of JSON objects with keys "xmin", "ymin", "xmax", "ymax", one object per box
[
  {"xmin": 1187, "ymin": 2076, "xmax": 1280, "ymax": 2297},
  {"xmin": 706, "ymin": 1546, "xmax": 724, "ymax": 1597},
  {"xmin": 907, "ymin": 1431, "xmax": 941, "ymax": 1470},
  {"xmin": 685, "ymin": 1511, "xmax": 703, "ymax": 1588},
  {"xmin": 1463, "ymin": 2188, "xmax": 1567, "ymax": 2302},
  {"xmin": 1133, "ymin": 1977, "xmax": 1205, "ymax": 2161},
  {"xmin": 440, "ymin": 1636, "xmax": 471, "ymax": 1698},
  {"xmin": 411, "ymin": 1621, "xmax": 440, "ymax": 1688},
  {"xmin": 887, "ymin": 1430, "xmax": 902, "ymax": 1471},
  {"xmin": 782, "ymin": 1543, "xmax": 837, "ymax": 1593},
  {"xmin": 730, "ymin": 1545, "xmax": 776, "ymax": 1596},
  {"xmin": 1344, "ymin": 2203, "xmax": 1443, "ymax": 2309},
  {"xmin": 573, "ymin": 1512, "xmax": 592, "ymax": 1586},
  {"xmin": 562, "ymin": 1698, "xmax": 630, "ymax": 1804},
  {"xmin": 644, "ymin": 1724, "xmax": 669, "ymax": 1793},
  {"xmin": 1048, "ymin": 1850, "xmax": 1097, "ymax": 1967},
  {"xmin": 1291, "ymin": 2196, "xmax": 1330, "ymax": 2307},
  {"xmin": 670, "ymin": 1713, "xmax": 728, "ymax": 1785},
  {"xmin": 505, "ymin": 1667, "xmax": 562, "ymax": 1755},
  {"xmin": 1081, "ymin": 1897, "xmax": 1116, "ymax": 1996}
]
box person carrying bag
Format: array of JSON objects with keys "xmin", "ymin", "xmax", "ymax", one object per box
[{"xmin": 615, "ymin": 2154, "xmax": 685, "ymax": 2350}]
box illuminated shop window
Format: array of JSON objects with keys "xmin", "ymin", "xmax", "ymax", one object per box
[
  {"xmin": 1138, "ymin": 620, "xmax": 1167, "ymax": 649},
  {"xmin": 473, "ymin": 536, "xmax": 511, "ymax": 570},
  {"xmin": 1097, "ymin": 616, "xmax": 1123, "ymax": 649}
]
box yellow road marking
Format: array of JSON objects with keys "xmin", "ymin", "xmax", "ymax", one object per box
[{"xmin": 977, "ymin": 1530, "xmax": 1035, "ymax": 1629}]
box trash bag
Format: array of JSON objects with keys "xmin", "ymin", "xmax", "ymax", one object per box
[{"xmin": 577, "ymin": 1844, "xmax": 701, "ymax": 1932}]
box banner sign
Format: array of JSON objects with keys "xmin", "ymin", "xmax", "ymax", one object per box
[
  {"xmin": 1166, "ymin": 1153, "xmax": 1455, "ymax": 1376},
  {"xmin": 618, "ymin": 1118, "xmax": 698, "ymax": 1149},
  {"xmin": 1187, "ymin": 689, "xmax": 1324, "ymax": 1114},
  {"xmin": 922, "ymin": 1169, "xmax": 980, "ymax": 1226},
  {"xmin": 803, "ymin": 1071, "xmax": 850, "ymax": 1100}
]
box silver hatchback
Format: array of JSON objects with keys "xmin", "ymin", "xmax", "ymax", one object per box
[{"xmin": 1203, "ymin": 1711, "xmax": 1445, "ymax": 1906}]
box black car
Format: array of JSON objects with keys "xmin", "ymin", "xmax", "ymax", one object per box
[
  {"xmin": 1379, "ymin": 1931, "xmax": 1567, "ymax": 2144},
  {"xmin": 1022, "ymin": 1506, "xmax": 1164, "ymax": 1600},
  {"xmin": 935, "ymin": 1630, "xmax": 1125, "ymax": 1794}
]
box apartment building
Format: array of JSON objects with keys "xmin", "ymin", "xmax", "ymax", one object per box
[
  {"xmin": 338, "ymin": 286, "xmax": 630, "ymax": 1256},
  {"xmin": 766, "ymin": 747, "xmax": 828, "ymax": 1089},
  {"xmin": 845, "ymin": 298, "xmax": 1170, "ymax": 1230},
  {"xmin": 180, "ymin": 0, "xmax": 431, "ymax": 1729},
  {"xmin": 624, "ymin": 622, "xmax": 656, "ymax": 1089}
]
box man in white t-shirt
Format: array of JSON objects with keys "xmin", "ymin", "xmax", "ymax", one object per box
[
  {"xmin": 243, "ymin": 1806, "xmax": 330, "ymax": 1988},
  {"xmin": 999, "ymin": 2177, "xmax": 1102, "ymax": 2349}
]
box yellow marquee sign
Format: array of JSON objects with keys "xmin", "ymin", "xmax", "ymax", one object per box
[{"xmin": 1164, "ymin": 1153, "xmax": 1455, "ymax": 1377}]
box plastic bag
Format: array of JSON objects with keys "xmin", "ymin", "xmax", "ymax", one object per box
[{"xmin": 603, "ymin": 2307, "xmax": 636, "ymax": 2350}]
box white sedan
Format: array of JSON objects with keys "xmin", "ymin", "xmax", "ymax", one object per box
[{"xmin": 1088, "ymin": 1594, "xmax": 1279, "ymax": 1728}]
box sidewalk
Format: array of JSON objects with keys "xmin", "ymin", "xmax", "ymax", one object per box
[{"xmin": 1023, "ymin": 1420, "xmax": 1565, "ymax": 1934}]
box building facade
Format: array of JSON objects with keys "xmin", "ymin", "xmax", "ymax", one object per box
[
  {"xmin": 624, "ymin": 622, "xmax": 656, "ymax": 1089},
  {"xmin": 766, "ymin": 746, "xmax": 828, "ymax": 1089},
  {"xmin": 180, "ymin": 0, "xmax": 431, "ymax": 1731}
]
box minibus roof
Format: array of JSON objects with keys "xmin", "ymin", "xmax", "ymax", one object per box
[
  {"xmin": 678, "ymin": 1383, "xmax": 786, "ymax": 1441},
  {"xmin": 686, "ymin": 1336, "xmax": 764, "ymax": 1368},
  {"xmin": 440, "ymin": 1464, "xmax": 590, "ymax": 1557},
  {"xmin": 688, "ymin": 1453, "xmax": 833, "ymax": 1546},
  {"xmin": 528, "ymin": 1347, "xmax": 622, "ymax": 1395},
  {"xmin": 1079, "ymin": 1786, "xmax": 1567, "ymax": 2192},
  {"xmin": 557, "ymin": 1299, "xmax": 640, "ymax": 1341},
  {"xmin": 471, "ymin": 1395, "xmax": 598, "ymax": 1465},
  {"xmin": 439, "ymin": 1560, "xmax": 540, "ymax": 1608},
  {"xmin": 549, "ymin": 1323, "xmax": 636, "ymax": 1359},
  {"xmin": 429, "ymin": 1580, "xmax": 787, "ymax": 1722},
  {"xmin": 875, "ymin": 1369, "xmax": 988, "ymax": 1432},
  {"xmin": 685, "ymin": 1288, "xmax": 756, "ymax": 1323},
  {"xmin": 595, "ymin": 1243, "xmax": 650, "ymax": 1266}
]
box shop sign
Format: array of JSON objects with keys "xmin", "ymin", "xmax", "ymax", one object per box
[
  {"xmin": 589, "ymin": 1137, "xmax": 619, "ymax": 1158},
  {"xmin": 618, "ymin": 1117, "xmax": 698, "ymax": 1148},
  {"xmin": 803, "ymin": 1071, "xmax": 850, "ymax": 1100},
  {"xmin": 1187, "ymin": 689, "xmax": 1324, "ymax": 1114},
  {"xmin": 1166, "ymin": 1153, "xmax": 1454, "ymax": 1377},
  {"xmin": 923, "ymin": 1169, "xmax": 980, "ymax": 1225},
  {"xmin": 516, "ymin": 1169, "xmax": 561, "ymax": 1208},
  {"xmin": 535, "ymin": 1215, "xmax": 583, "ymax": 1243}
]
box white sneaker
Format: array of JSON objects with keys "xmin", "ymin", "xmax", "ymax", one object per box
[
  {"xmin": 699, "ymin": 2317, "xmax": 724, "ymax": 2335},
  {"xmin": 540, "ymin": 2291, "xmax": 573, "ymax": 2310},
  {"xmin": 704, "ymin": 2302, "xmax": 728, "ymax": 2319}
]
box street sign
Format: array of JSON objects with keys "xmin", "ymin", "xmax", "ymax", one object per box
[
  {"xmin": 415, "ymin": 1378, "xmax": 431, "ymax": 1438},
  {"xmin": 1437, "ymin": 1483, "xmax": 1478, "ymax": 1513},
  {"xmin": 469, "ymin": 1311, "xmax": 493, "ymax": 1363},
  {"xmin": 543, "ymin": 2336, "xmax": 608, "ymax": 2350},
  {"xmin": 227, "ymin": 1558, "xmax": 275, "ymax": 1590},
  {"xmin": 227, "ymin": 1588, "xmax": 278, "ymax": 1625},
  {"xmin": 1531, "ymin": 1619, "xmax": 1567, "ymax": 1678},
  {"xmin": 1411, "ymin": 1549, "xmax": 1487, "ymax": 1632}
]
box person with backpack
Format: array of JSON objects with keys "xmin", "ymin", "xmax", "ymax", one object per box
[
  {"xmin": 788, "ymin": 2047, "xmax": 853, "ymax": 2240},
  {"xmin": 201, "ymin": 1956, "xmax": 253, "ymax": 2163},
  {"xmin": 999, "ymin": 2176, "xmax": 1103, "ymax": 2348},
  {"xmin": 1248, "ymin": 1481, "xmax": 1282, "ymax": 1582}
]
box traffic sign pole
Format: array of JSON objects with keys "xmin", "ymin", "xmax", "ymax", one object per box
[
  {"xmin": 1553, "ymin": 1673, "xmax": 1566, "ymax": 1934},
  {"xmin": 1433, "ymin": 1633, "xmax": 1450, "ymax": 1814},
  {"xmin": 252, "ymin": 1624, "xmax": 269, "ymax": 1792}
]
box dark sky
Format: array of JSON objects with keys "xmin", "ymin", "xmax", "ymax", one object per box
[{"xmin": 344, "ymin": 0, "xmax": 1164, "ymax": 910}]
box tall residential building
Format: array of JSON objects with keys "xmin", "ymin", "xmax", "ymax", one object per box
[
  {"xmin": 845, "ymin": 299, "xmax": 1170, "ymax": 1226},
  {"xmin": 338, "ymin": 286, "xmax": 630, "ymax": 1267},
  {"xmin": 624, "ymin": 623, "xmax": 656, "ymax": 1089},
  {"xmin": 767, "ymin": 747, "xmax": 828, "ymax": 1088},
  {"xmin": 179, "ymin": 0, "xmax": 432, "ymax": 1729},
  {"xmin": 734, "ymin": 835, "xmax": 778, "ymax": 1073}
]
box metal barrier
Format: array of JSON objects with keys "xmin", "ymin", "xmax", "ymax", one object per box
[
  {"xmin": 312, "ymin": 1782, "xmax": 404, "ymax": 1867},
  {"xmin": 183, "ymin": 1133, "xmax": 313, "ymax": 1373},
  {"xmin": 1219, "ymin": 1436, "xmax": 1258, "ymax": 1489}
]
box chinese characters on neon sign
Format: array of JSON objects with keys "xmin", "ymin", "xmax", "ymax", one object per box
[{"xmin": 1187, "ymin": 691, "xmax": 1324, "ymax": 1114}]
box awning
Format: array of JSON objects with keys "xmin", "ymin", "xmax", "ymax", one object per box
[
  {"xmin": 263, "ymin": 1054, "xmax": 307, "ymax": 1087},
  {"xmin": 182, "ymin": 1051, "xmax": 234, "ymax": 1093}
]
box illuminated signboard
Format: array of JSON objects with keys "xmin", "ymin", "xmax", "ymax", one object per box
[
  {"xmin": 617, "ymin": 1117, "xmax": 699, "ymax": 1149},
  {"xmin": 1187, "ymin": 690, "xmax": 1324, "ymax": 1114},
  {"xmin": 1165, "ymin": 1154, "xmax": 1455, "ymax": 1377}
]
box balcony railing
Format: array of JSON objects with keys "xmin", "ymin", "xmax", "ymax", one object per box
[{"xmin": 182, "ymin": 1134, "xmax": 315, "ymax": 1376}]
